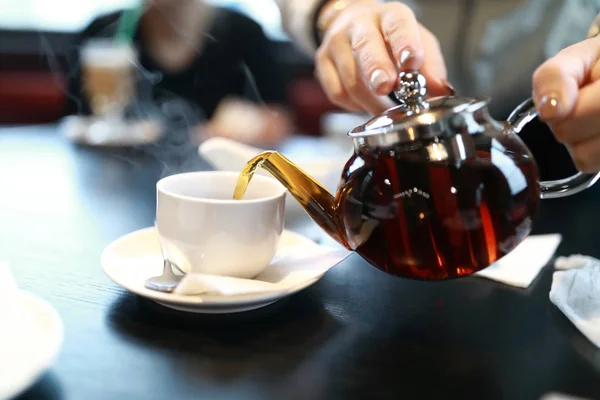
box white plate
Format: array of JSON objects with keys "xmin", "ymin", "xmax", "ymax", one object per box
[
  {"xmin": 61, "ymin": 116, "xmax": 162, "ymax": 147},
  {"xmin": 101, "ymin": 227, "xmax": 328, "ymax": 313},
  {"xmin": 0, "ymin": 291, "xmax": 63, "ymax": 400}
]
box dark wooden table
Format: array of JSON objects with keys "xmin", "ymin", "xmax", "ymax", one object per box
[{"xmin": 3, "ymin": 124, "xmax": 600, "ymax": 400}]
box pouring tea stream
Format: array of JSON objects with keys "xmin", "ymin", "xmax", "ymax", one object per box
[{"xmin": 234, "ymin": 71, "xmax": 600, "ymax": 281}]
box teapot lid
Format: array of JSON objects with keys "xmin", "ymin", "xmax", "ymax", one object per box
[{"xmin": 348, "ymin": 71, "xmax": 488, "ymax": 146}]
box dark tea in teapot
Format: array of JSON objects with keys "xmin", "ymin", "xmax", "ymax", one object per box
[
  {"xmin": 337, "ymin": 143, "xmax": 540, "ymax": 280},
  {"xmin": 233, "ymin": 135, "xmax": 540, "ymax": 281},
  {"xmin": 232, "ymin": 69, "xmax": 599, "ymax": 281}
]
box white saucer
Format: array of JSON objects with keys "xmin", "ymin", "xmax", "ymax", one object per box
[
  {"xmin": 101, "ymin": 227, "xmax": 330, "ymax": 313},
  {"xmin": 61, "ymin": 115, "xmax": 162, "ymax": 147},
  {"xmin": 0, "ymin": 291, "xmax": 63, "ymax": 400}
]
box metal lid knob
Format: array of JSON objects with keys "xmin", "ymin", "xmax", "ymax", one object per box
[{"xmin": 393, "ymin": 71, "xmax": 429, "ymax": 111}]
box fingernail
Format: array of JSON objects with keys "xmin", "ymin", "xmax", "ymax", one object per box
[
  {"xmin": 536, "ymin": 94, "xmax": 562, "ymax": 120},
  {"xmin": 442, "ymin": 79, "xmax": 456, "ymax": 95},
  {"xmin": 370, "ymin": 69, "xmax": 389, "ymax": 93},
  {"xmin": 399, "ymin": 49, "xmax": 412, "ymax": 68}
]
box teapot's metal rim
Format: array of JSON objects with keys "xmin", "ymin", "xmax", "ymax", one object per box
[{"xmin": 347, "ymin": 96, "xmax": 490, "ymax": 139}]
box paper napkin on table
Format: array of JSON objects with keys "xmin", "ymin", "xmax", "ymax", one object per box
[
  {"xmin": 475, "ymin": 234, "xmax": 563, "ymax": 288},
  {"xmin": 550, "ymin": 254, "xmax": 600, "ymax": 347},
  {"xmin": 175, "ymin": 245, "xmax": 351, "ymax": 296}
]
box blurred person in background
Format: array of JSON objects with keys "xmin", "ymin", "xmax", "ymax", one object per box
[
  {"xmin": 275, "ymin": 0, "xmax": 600, "ymax": 177},
  {"xmin": 65, "ymin": 0, "xmax": 292, "ymax": 148}
]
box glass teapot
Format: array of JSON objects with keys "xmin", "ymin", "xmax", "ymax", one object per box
[{"xmin": 234, "ymin": 71, "xmax": 600, "ymax": 281}]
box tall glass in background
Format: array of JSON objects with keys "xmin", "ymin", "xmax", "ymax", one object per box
[{"xmin": 80, "ymin": 39, "xmax": 137, "ymax": 142}]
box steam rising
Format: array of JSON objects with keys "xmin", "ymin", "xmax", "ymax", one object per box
[
  {"xmin": 40, "ymin": 6, "xmax": 269, "ymax": 178},
  {"xmin": 39, "ymin": 34, "xmax": 84, "ymax": 115}
]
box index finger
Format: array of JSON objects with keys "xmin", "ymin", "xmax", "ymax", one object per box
[
  {"xmin": 378, "ymin": 2, "xmax": 424, "ymax": 71},
  {"xmin": 350, "ymin": 20, "xmax": 399, "ymax": 96}
]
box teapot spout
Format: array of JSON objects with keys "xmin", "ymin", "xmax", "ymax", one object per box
[{"xmin": 234, "ymin": 151, "xmax": 348, "ymax": 247}]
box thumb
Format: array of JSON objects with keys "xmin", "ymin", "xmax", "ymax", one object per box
[{"xmin": 532, "ymin": 36, "xmax": 600, "ymax": 121}]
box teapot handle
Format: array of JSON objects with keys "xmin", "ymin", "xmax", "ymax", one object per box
[{"xmin": 507, "ymin": 97, "xmax": 600, "ymax": 199}]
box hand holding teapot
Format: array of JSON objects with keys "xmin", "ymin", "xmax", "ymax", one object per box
[
  {"xmin": 235, "ymin": 70, "xmax": 600, "ymax": 281},
  {"xmin": 532, "ymin": 30, "xmax": 600, "ymax": 173},
  {"xmin": 313, "ymin": 0, "xmax": 452, "ymax": 114},
  {"xmin": 240, "ymin": 4, "xmax": 600, "ymax": 281},
  {"xmin": 314, "ymin": 0, "xmax": 600, "ymax": 174}
]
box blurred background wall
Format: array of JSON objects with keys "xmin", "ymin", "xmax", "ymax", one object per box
[{"xmin": 0, "ymin": 0, "xmax": 337, "ymax": 135}]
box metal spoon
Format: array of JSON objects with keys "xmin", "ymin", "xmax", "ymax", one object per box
[{"xmin": 144, "ymin": 258, "xmax": 183, "ymax": 293}]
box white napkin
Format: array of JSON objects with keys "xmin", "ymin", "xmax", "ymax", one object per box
[
  {"xmin": 475, "ymin": 234, "xmax": 563, "ymax": 288},
  {"xmin": 175, "ymin": 244, "xmax": 351, "ymax": 296},
  {"xmin": 554, "ymin": 254, "xmax": 598, "ymax": 270},
  {"xmin": 550, "ymin": 254, "xmax": 600, "ymax": 347}
]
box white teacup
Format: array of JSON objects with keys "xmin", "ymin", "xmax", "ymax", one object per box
[{"xmin": 156, "ymin": 171, "xmax": 286, "ymax": 279}]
